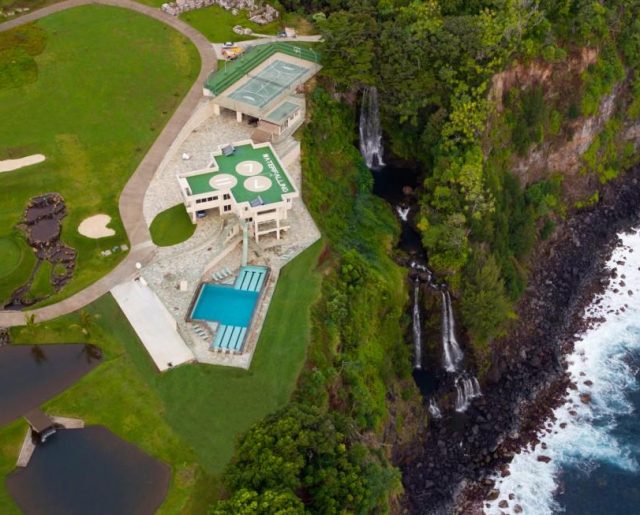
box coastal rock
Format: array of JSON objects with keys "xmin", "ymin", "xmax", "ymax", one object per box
[
  {"xmin": 400, "ymin": 163, "xmax": 640, "ymax": 512},
  {"xmin": 486, "ymin": 489, "xmax": 500, "ymax": 501}
]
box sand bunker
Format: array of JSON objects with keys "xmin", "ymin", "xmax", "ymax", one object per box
[
  {"xmin": 78, "ymin": 214, "xmax": 115, "ymax": 239},
  {"xmin": 0, "ymin": 154, "xmax": 45, "ymax": 173}
]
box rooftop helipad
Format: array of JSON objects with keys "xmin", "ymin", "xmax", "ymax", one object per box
[{"xmin": 184, "ymin": 143, "xmax": 296, "ymax": 205}]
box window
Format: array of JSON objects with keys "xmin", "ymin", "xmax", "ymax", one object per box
[
  {"xmin": 223, "ymin": 205, "xmax": 232, "ymax": 212},
  {"xmin": 223, "ymin": 193, "xmax": 231, "ymax": 200},
  {"xmin": 196, "ymin": 195, "xmax": 218, "ymax": 204}
]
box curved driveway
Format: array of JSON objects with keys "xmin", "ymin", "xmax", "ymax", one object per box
[{"xmin": 0, "ymin": 0, "xmax": 216, "ymax": 326}]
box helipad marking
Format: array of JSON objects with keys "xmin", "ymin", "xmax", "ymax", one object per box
[{"xmin": 209, "ymin": 173, "xmax": 238, "ymax": 190}]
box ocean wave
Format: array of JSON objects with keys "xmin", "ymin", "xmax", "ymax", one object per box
[{"xmin": 484, "ymin": 228, "xmax": 640, "ymax": 514}]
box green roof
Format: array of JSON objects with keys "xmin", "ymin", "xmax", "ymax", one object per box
[
  {"xmin": 205, "ymin": 42, "xmax": 319, "ymax": 96},
  {"xmin": 185, "ymin": 144, "xmax": 295, "ymax": 205}
]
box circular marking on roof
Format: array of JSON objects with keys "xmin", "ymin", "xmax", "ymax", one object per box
[
  {"xmin": 236, "ymin": 160, "xmax": 264, "ymax": 177},
  {"xmin": 244, "ymin": 176, "xmax": 272, "ymax": 193},
  {"xmin": 209, "ymin": 173, "xmax": 237, "ymax": 190}
]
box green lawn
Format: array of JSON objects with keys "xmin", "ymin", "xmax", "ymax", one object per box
[
  {"xmin": 0, "ymin": 240, "xmax": 324, "ymax": 512},
  {"xmin": 0, "ymin": 230, "xmax": 36, "ymax": 299},
  {"xmin": 0, "ymin": 5, "xmax": 200, "ymax": 306},
  {"xmin": 150, "ymin": 204, "xmax": 196, "ymax": 247},
  {"xmin": 179, "ymin": 5, "xmax": 282, "ymax": 43}
]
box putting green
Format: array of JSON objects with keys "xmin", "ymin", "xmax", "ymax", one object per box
[{"xmin": 0, "ymin": 5, "xmax": 200, "ymax": 306}]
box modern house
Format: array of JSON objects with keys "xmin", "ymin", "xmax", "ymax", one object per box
[{"xmin": 177, "ymin": 140, "xmax": 298, "ymax": 242}]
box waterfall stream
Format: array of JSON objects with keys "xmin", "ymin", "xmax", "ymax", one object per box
[
  {"xmin": 454, "ymin": 376, "xmax": 482, "ymax": 412},
  {"xmin": 413, "ymin": 278, "xmax": 422, "ymax": 369},
  {"xmin": 428, "ymin": 398, "xmax": 442, "ymax": 418},
  {"xmin": 442, "ymin": 290, "xmax": 464, "ymax": 372},
  {"xmin": 359, "ymin": 86, "xmax": 385, "ymax": 169},
  {"xmin": 396, "ymin": 205, "xmax": 410, "ymax": 221}
]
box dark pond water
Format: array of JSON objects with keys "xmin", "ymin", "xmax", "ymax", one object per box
[
  {"xmin": 6, "ymin": 426, "xmax": 171, "ymax": 515},
  {"xmin": 0, "ymin": 344, "xmax": 100, "ymax": 425}
]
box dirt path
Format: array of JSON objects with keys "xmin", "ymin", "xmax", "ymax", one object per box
[{"xmin": 0, "ymin": 0, "xmax": 216, "ymax": 327}]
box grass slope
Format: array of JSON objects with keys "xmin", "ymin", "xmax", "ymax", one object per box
[
  {"xmin": 150, "ymin": 204, "xmax": 196, "ymax": 247},
  {"xmin": 179, "ymin": 5, "xmax": 280, "ymax": 43},
  {"xmin": 157, "ymin": 240, "xmax": 324, "ymax": 473},
  {"xmin": 0, "ymin": 241, "xmax": 323, "ymax": 512},
  {"xmin": 0, "ymin": 231, "xmax": 36, "ymax": 297},
  {"xmin": 0, "ymin": 5, "xmax": 199, "ymax": 305}
]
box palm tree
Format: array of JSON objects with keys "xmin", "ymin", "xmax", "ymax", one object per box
[{"xmin": 76, "ymin": 310, "xmax": 95, "ymax": 336}]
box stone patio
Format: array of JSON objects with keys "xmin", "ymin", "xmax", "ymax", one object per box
[{"xmin": 144, "ymin": 108, "xmax": 254, "ymax": 225}]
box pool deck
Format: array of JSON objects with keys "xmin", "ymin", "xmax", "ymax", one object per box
[{"xmin": 110, "ymin": 280, "xmax": 195, "ymax": 371}]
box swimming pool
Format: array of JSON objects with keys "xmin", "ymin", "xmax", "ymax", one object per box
[
  {"xmin": 191, "ymin": 285, "xmax": 258, "ymax": 327},
  {"xmin": 190, "ymin": 266, "xmax": 268, "ymax": 352}
]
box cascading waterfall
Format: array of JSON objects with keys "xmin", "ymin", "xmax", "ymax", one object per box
[
  {"xmin": 428, "ymin": 398, "xmax": 442, "ymax": 418},
  {"xmin": 455, "ymin": 376, "xmax": 482, "ymax": 412},
  {"xmin": 396, "ymin": 205, "xmax": 410, "ymax": 221},
  {"xmin": 359, "ymin": 86, "xmax": 385, "ymax": 169},
  {"xmin": 441, "ymin": 290, "xmax": 464, "ymax": 372},
  {"xmin": 412, "ymin": 278, "xmax": 422, "ymax": 369}
]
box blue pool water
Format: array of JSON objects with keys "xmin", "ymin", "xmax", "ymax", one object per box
[{"xmin": 191, "ymin": 285, "xmax": 258, "ymax": 326}]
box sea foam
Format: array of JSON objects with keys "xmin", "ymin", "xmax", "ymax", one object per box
[{"xmin": 484, "ymin": 228, "xmax": 640, "ymax": 514}]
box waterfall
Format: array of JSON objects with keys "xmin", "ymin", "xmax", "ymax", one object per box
[
  {"xmin": 455, "ymin": 376, "xmax": 482, "ymax": 412},
  {"xmin": 359, "ymin": 86, "xmax": 385, "ymax": 169},
  {"xmin": 428, "ymin": 398, "xmax": 442, "ymax": 419},
  {"xmin": 412, "ymin": 278, "xmax": 422, "ymax": 369},
  {"xmin": 396, "ymin": 205, "xmax": 410, "ymax": 221},
  {"xmin": 442, "ymin": 291, "xmax": 464, "ymax": 372}
]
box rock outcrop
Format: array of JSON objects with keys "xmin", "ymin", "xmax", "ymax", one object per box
[{"xmin": 161, "ymin": 0, "xmax": 279, "ymax": 23}]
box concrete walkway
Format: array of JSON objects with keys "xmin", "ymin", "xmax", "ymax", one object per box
[{"xmin": 0, "ymin": 0, "xmax": 216, "ymax": 327}]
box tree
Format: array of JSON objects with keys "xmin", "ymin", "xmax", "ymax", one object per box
[
  {"xmin": 211, "ymin": 489, "xmax": 304, "ymax": 515},
  {"xmin": 319, "ymin": 9, "xmax": 377, "ymax": 90},
  {"xmin": 218, "ymin": 404, "xmax": 394, "ymax": 513},
  {"xmin": 460, "ymin": 251, "xmax": 513, "ymax": 347}
]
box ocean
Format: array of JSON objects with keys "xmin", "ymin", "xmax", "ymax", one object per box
[{"xmin": 484, "ymin": 228, "xmax": 640, "ymax": 514}]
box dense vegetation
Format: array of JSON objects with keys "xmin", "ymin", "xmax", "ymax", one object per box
[
  {"xmin": 212, "ymin": 90, "xmax": 412, "ymax": 511},
  {"xmin": 312, "ymin": 0, "xmax": 640, "ymax": 356},
  {"xmin": 215, "ymin": 0, "xmax": 640, "ymax": 511}
]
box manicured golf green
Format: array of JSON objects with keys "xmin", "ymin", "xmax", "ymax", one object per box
[
  {"xmin": 150, "ymin": 204, "xmax": 196, "ymax": 247},
  {"xmin": 0, "ymin": 5, "xmax": 200, "ymax": 306},
  {"xmin": 0, "ymin": 241, "xmax": 324, "ymax": 512}
]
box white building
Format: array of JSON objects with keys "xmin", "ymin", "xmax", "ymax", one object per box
[{"xmin": 177, "ymin": 140, "xmax": 298, "ymax": 242}]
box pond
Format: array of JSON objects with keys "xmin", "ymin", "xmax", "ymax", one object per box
[
  {"xmin": 0, "ymin": 344, "xmax": 100, "ymax": 425},
  {"xmin": 6, "ymin": 426, "xmax": 170, "ymax": 515}
]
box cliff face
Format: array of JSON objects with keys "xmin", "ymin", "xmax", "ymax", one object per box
[{"xmin": 488, "ymin": 49, "xmax": 640, "ymax": 204}]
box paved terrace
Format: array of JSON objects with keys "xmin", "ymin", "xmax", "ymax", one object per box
[{"xmin": 0, "ymin": 0, "xmax": 217, "ymax": 327}]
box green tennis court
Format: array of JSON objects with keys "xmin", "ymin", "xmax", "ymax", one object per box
[{"xmin": 228, "ymin": 59, "xmax": 308, "ymax": 108}]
